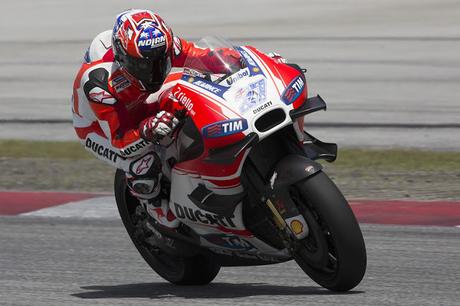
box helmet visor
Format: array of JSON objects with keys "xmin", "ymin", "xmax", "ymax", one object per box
[{"xmin": 124, "ymin": 53, "xmax": 171, "ymax": 90}]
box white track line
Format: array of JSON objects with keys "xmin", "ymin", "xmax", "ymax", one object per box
[{"xmin": 21, "ymin": 196, "xmax": 119, "ymax": 219}]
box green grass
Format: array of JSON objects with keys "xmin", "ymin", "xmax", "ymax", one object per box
[
  {"xmin": 0, "ymin": 140, "xmax": 459, "ymax": 171},
  {"xmin": 0, "ymin": 140, "xmax": 93, "ymax": 159},
  {"xmin": 334, "ymin": 149, "xmax": 460, "ymax": 171}
]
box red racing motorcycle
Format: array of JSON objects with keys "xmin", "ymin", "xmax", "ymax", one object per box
[{"xmin": 114, "ymin": 37, "xmax": 366, "ymax": 292}]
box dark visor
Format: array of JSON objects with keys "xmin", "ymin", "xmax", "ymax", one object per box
[
  {"xmin": 114, "ymin": 39, "xmax": 171, "ymax": 91},
  {"xmin": 124, "ymin": 54, "xmax": 171, "ymax": 85}
]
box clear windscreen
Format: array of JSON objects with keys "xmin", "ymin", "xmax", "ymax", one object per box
[{"xmin": 183, "ymin": 36, "xmax": 246, "ymax": 85}]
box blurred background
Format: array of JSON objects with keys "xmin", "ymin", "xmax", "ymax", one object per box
[
  {"xmin": 0, "ymin": 0, "xmax": 459, "ymax": 149},
  {"xmin": 1, "ymin": 2, "xmax": 459, "ymax": 305}
]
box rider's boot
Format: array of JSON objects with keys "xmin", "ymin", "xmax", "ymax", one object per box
[{"xmin": 139, "ymin": 198, "xmax": 180, "ymax": 229}]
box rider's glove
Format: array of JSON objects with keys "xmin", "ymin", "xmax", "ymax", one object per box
[
  {"xmin": 268, "ymin": 52, "xmax": 287, "ymax": 64},
  {"xmin": 139, "ymin": 111, "xmax": 179, "ymax": 142}
]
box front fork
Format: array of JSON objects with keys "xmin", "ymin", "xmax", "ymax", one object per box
[{"xmin": 264, "ymin": 186, "xmax": 310, "ymax": 241}]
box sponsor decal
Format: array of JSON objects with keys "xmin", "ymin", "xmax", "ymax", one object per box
[
  {"xmin": 225, "ymin": 68, "xmax": 250, "ymax": 86},
  {"xmin": 193, "ymin": 80, "xmax": 222, "ymax": 94},
  {"xmin": 183, "ymin": 69, "xmax": 207, "ymax": 79},
  {"xmin": 174, "ymin": 203, "xmax": 236, "ymax": 228},
  {"xmin": 172, "ymin": 86, "xmax": 195, "ymax": 115},
  {"xmin": 132, "ymin": 153, "xmax": 154, "ymax": 175},
  {"xmin": 239, "ymin": 49, "xmax": 257, "ymax": 66},
  {"xmin": 138, "ymin": 35, "xmax": 166, "ymax": 48},
  {"xmin": 252, "ymin": 101, "xmax": 273, "ymax": 115},
  {"xmin": 110, "ymin": 75, "xmax": 131, "ymax": 93},
  {"xmin": 285, "ymin": 215, "xmax": 309, "ymax": 239},
  {"xmin": 137, "ymin": 24, "xmax": 166, "ymax": 50},
  {"xmin": 281, "ymin": 76, "xmax": 305, "ymax": 105},
  {"xmin": 237, "ymin": 79, "xmax": 267, "ymax": 113},
  {"xmin": 88, "ymin": 89, "xmax": 116, "ymax": 105},
  {"xmin": 290, "ymin": 220, "xmax": 304, "ymax": 235},
  {"xmin": 85, "ymin": 138, "xmax": 121, "ymax": 163},
  {"xmin": 120, "ymin": 139, "xmax": 150, "ymax": 156},
  {"xmin": 247, "ymin": 79, "xmax": 266, "ymax": 104},
  {"xmin": 202, "ymin": 119, "xmax": 248, "ymax": 138},
  {"xmin": 236, "ymin": 47, "xmax": 264, "ymax": 77},
  {"xmin": 181, "ymin": 73, "xmax": 228, "ymax": 98},
  {"xmin": 203, "ymin": 234, "xmax": 256, "ymax": 251}
]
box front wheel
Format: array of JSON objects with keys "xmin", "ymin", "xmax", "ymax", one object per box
[
  {"xmin": 114, "ymin": 169, "xmax": 220, "ymax": 285},
  {"xmin": 290, "ymin": 171, "xmax": 366, "ymax": 291}
]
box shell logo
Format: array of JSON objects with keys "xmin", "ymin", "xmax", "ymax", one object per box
[{"xmin": 290, "ymin": 219, "xmax": 304, "ymax": 235}]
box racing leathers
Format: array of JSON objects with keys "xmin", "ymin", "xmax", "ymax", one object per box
[{"xmin": 72, "ymin": 30, "xmax": 238, "ymax": 226}]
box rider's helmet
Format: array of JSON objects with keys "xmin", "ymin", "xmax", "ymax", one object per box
[{"xmin": 112, "ymin": 9, "xmax": 173, "ymax": 92}]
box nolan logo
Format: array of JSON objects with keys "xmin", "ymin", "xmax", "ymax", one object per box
[
  {"xmin": 202, "ymin": 119, "xmax": 248, "ymax": 138},
  {"xmin": 138, "ymin": 36, "xmax": 166, "ymax": 48}
]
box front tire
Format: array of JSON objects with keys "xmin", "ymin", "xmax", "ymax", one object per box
[
  {"xmin": 114, "ymin": 169, "xmax": 220, "ymax": 285},
  {"xmin": 291, "ymin": 171, "xmax": 366, "ymax": 291}
]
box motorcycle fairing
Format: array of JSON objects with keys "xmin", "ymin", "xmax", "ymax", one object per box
[
  {"xmin": 236, "ymin": 47, "xmax": 266, "ymax": 78},
  {"xmin": 170, "ymin": 169, "xmax": 289, "ymax": 255},
  {"xmin": 269, "ymin": 154, "xmax": 323, "ymax": 189},
  {"xmin": 204, "ymin": 133, "xmax": 259, "ymax": 164},
  {"xmin": 181, "ymin": 73, "xmax": 229, "ymax": 99},
  {"xmin": 168, "ymin": 43, "xmax": 312, "ymax": 256}
]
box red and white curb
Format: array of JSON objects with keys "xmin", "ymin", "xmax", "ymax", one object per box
[{"xmin": 1, "ymin": 191, "xmax": 460, "ymax": 227}]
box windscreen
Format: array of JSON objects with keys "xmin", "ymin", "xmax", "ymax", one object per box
[{"xmin": 182, "ymin": 36, "xmax": 245, "ymax": 84}]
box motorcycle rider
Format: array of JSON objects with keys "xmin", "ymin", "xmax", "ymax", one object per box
[{"xmin": 72, "ymin": 9, "xmax": 285, "ymax": 229}]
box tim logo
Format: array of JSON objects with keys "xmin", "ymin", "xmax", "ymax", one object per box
[
  {"xmin": 202, "ymin": 119, "xmax": 248, "ymax": 138},
  {"xmin": 203, "ymin": 234, "xmax": 256, "ymax": 251},
  {"xmin": 281, "ymin": 76, "xmax": 305, "ymax": 105}
]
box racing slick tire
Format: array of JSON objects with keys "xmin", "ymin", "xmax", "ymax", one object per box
[
  {"xmin": 114, "ymin": 169, "xmax": 220, "ymax": 285},
  {"xmin": 290, "ymin": 171, "xmax": 367, "ymax": 291}
]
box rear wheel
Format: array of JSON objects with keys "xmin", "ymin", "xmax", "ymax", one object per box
[
  {"xmin": 114, "ymin": 169, "xmax": 220, "ymax": 285},
  {"xmin": 290, "ymin": 171, "xmax": 366, "ymax": 291}
]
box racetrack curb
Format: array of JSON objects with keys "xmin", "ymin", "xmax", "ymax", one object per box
[{"xmin": 1, "ymin": 191, "xmax": 459, "ymax": 227}]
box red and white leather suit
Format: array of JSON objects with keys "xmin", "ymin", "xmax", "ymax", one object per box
[{"xmin": 74, "ymin": 31, "xmax": 229, "ymax": 172}]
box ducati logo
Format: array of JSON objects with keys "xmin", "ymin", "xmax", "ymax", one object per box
[{"xmin": 174, "ymin": 203, "xmax": 236, "ymax": 228}]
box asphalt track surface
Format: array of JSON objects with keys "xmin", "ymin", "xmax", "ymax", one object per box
[
  {"xmin": 0, "ymin": 0, "xmax": 459, "ymax": 149},
  {"xmin": 1, "ymin": 216, "xmax": 459, "ymax": 306},
  {"xmin": 0, "ymin": 193, "xmax": 459, "ymax": 305}
]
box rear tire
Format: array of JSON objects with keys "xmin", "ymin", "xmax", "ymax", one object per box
[
  {"xmin": 291, "ymin": 171, "xmax": 366, "ymax": 291},
  {"xmin": 114, "ymin": 169, "xmax": 220, "ymax": 285}
]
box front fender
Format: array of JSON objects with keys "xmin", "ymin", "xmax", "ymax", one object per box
[{"xmin": 270, "ymin": 154, "xmax": 322, "ymax": 189}]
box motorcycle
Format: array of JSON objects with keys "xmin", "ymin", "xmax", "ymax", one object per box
[{"xmin": 114, "ymin": 37, "xmax": 366, "ymax": 292}]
